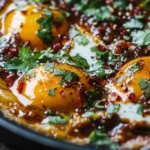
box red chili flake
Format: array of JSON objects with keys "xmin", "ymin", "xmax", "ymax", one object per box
[
  {"xmin": 128, "ymin": 93, "xmax": 135, "ymax": 101},
  {"xmin": 17, "ymin": 80, "xmax": 25, "ymax": 94},
  {"xmin": 100, "ymin": 80, "xmax": 107, "ymax": 86},
  {"xmin": 110, "ymin": 92, "xmax": 121, "ymax": 102},
  {"xmin": 87, "ymin": 75, "xmax": 100, "ymax": 85},
  {"xmin": 53, "ymin": 43, "xmax": 62, "ymax": 52},
  {"xmin": 9, "ymin": 48, "xmax": 17, "ymax": 56},
  {"xmin": 98, "ymin": 44, "xmax": 107, "ymax": 52},
  {"xmin": 5, "ymin": 75, "xmax": 16, "ymax": 87},
  {"xmin": 1, "ymin": 47, "xmax": 9, "ymax": 54},
  {"xmin": 105, "ymin": 64, "xmax": 110, "ymax": 70},
  {"xmin": 21, "ymin": 10, "xmax": 27, "ymax": 15},
  {"xmin": 60, "ymin": 90, "xmax": 66, "ymax": 97},
  {"xmin": 65, "ymin": 81, "xmax": 78, "ymax": 88},
  {"xmin": 54, "ymin": 21, "xmax": 63, "ymax": 28},
  {"xmin": 98, "ymin": 26, "xmax": 106, "ymax": 32}
]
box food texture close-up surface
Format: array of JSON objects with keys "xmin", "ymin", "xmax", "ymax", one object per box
[{"xmin": 0, "ymin": 0, "xmax": 150, "ymax": 149}]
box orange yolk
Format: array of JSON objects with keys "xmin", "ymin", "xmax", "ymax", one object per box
[
  {"xmin": 109, "ymin": 57, "xmax": 150, "ymax": 103},
  {"xmin": 3, "ymin": 4, "xmax": 68, "ymax": 50},
  {"xmin": 12, "ymin": 64, "xmax": 93, "ymax": 112}
]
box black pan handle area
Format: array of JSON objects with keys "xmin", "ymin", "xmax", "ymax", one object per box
[{"xmin": 0, "ymin": 114, "xmax": 109, "ymax": 150}]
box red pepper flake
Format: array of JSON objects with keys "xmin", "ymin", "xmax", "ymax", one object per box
[
  {"xmin": 100, "ymin": 80, "xmax": 107, "ymax": 86},
  {"xmin": 128, "ymin": 93, "xmax": 135, "ymax": 101},
  {"xmin": 5, "ymin": 75, "xmax": 17, "ymax": 87},
  {"xmin": 60, "ymin": 90, "xmax": 66, "ymax": 97},
  {"xmin": 21, "ymin": 10, "xmax": 27, "ymax": 15},
  {"xmin": 9, "ymin": 48, "xmax": 17, "ymax": 56},
  {"xmin": 105, "ymin": 64, "xmax": 110, "ymax": 70},
  {"xmin": 53, "ymin": 43, "xmax": 62, "ymax": 52},
  {"xmin": 110, "ymin": 92, "xmax": 121, "ymax": 102},
  {"xmin": 17, "ymin": 80, "xmax": 25, "ymax": 94}
]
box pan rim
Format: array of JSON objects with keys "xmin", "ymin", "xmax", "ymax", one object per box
[{"xmin": 0, "ymin": 113, "xmax": 110, "ymax": 150}]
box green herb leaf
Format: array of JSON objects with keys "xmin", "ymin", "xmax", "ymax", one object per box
[
  {"xmin": 37, "ymin": 9, "xmax": 53, "ymax": 44},
  {"xmin": 48, "ymin": 88, "xmax": 55, "ymax": 96},
  {"xmin": 69, "ymin": 28, "xmax": 81, "ymax": 38},
  {"xmin": 86, "ymin": 90, "xmax": 101, "ymax": 102},
  {"xmin": 91, "ymin": 47, "xmax": 109, "ymax": 61},
  {"xmin": 42, "ymin": 116, "xmax": 68, "ymax": 124},
  {"xmin": 45, "ymin": 63, "xmax": 54, "ymax": 72},
  {"xmin": 112, "ymin": 0, "xmax": 128, "ymax": 10},
  {"xmin": 128, "ymin": 62, "xmax": 142, "ymax": 72},
  {"xmin": 54, "ymin": 68, "xmax": 79, "ymax": 85},
  {"xmin": 136, "ymin": 104, "xmax": 144, "ymax": 115},
  {"xmin": 82, "ymin": 112, "xmax": 94, "ymax": 118},
  {"xmin": 87, "ymin": 129, "xmax": 118, "ymax": 149},
  {"xmin": 73, "ymin": 54, "xmax": 89, "ymax": 69},
  {"xmin": 76, "ymin": 36, "xmax": 89, "ymax": 46},
  {"xmin": 131, "ymin": 29, "xmax": 150, "ymax": 46},
  {"xmin": 140, "ymin": 0, "xmax": 150, "ymax": 11},
  {"xmin": 107, "ymin": 104, "xmax": 120, "ymax": 114},
  {"xmin": 124, "ymin": 19, "xmax": 144, "ymax": 29},
  {"xmin": 5, "ymin": 46, "xmax": 41, "ymax": 73},
  {"xmin": 139, "ymin": 78, "xmax": 150, "ymax": 99},
  {"xmin": 66, "ymin": 1, "xmax": 116, "ymax": 21}
]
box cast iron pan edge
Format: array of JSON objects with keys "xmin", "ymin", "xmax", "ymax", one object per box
[{"xmin": 0, "ymin": 114, "xmax": 110, "ymax": 150}]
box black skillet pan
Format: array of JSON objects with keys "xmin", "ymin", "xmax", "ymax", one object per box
[{"xmin": 0, "ymin": 113, "xmax": 110, "ymax": 150}]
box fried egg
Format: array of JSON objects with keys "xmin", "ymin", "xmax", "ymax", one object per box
[
  {"xmin": 11, "ymin": 63, "xmax": 93, "ymax": 112},
  {"xmin": 0, "ymin": 3, "xmax": 68, "ymax": 50},
  {"xmin": 107, "ymin": 57, "xmax": 150, "ymax": 127}
]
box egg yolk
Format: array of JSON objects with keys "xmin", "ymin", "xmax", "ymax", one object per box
[
  {"xmin": 11, "ymin": 64, "xmax": 93, "ymax": 112},
  {"xmin": 3, "ymin": 4, "xmax": 68, "ymax": 50},
  {"xmin": 109, "ymin": 57, "xmax": 150, "ymax": 103}
]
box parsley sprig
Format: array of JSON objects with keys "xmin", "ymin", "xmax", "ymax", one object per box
[
  {"xmin": 139, "ymin": 78, "xmax": 150, "ymax": 99},
  {"xmin": 87, "ymin": 129, "xmax": 118, "ymax": 149},
  {"xmin": 54, "ymin": 68, "xmax": 80, "ymax": 85},
  {"xmin": 66, "ymin": 1, "xmax": 116, "ymax": 22},
  {"xmin": 37, "ymin": 9, "xmax": 54, "ymax": 44},
  {"xmin": 4, "ymin": 46, "xmax": 41, "ymax": 73}
]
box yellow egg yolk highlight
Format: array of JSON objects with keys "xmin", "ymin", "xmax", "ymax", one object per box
[
  {"xmin": 109, "ymin": 57, "xmax": 150, "ymax": 103},
  {"xmin": 12, "ymin": 63, "xmax": 93, "ymax": 112},
  {"xmin": 3, "ymin": 4, "xmax": 68, "ymax": 50}
]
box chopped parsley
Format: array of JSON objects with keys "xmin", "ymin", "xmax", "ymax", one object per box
[
  {"xmin": 117, "ymin": 61, "xmax": 142, "ymax": 82},
  {"xmin": 62, "ymin": 53, "xmax": 89, "ymax": 70},
  {"xmin": 91, "ymin": 47, "xmax": 109, "ymax": 61},
  {"xmin": 54, "ymin": 68, "xmax": 79, "ymax": 85},
  {"xmin": 128, "ymin": 62, "xmax": 142, "ymax": 72},
  {"xmin": 73, "ymin": 54, "xmax": 89, "ymax": 69},
  {"xmin": 87, "ymin": 129, "xmax": 118, "ymax": 149},
  {"xmin": 45, "ymin": 63, "xmax": 55, "ymax": 72},
  {"xmin": 86, "ymin": 90, "xmax": 101, "ymax": 103},
  {"xmin": 112, "ymin": 0, "xmax": 128, "ymax": 10},
  {"xmin": 124, "ymin": 18, "xmax": 144, "ymax": 29},
  {"xmin": 140, "ymin": 0, "xmax": 150, "ymax": 11},
  {"xmin": 82, "ymin": 112, "xmax": 95, "ymax": 118},
  {"xmin": 107, "ymin": 104, "xmax": 120, "ymax": 114},
  {"xmin": 131, "ymin": 28, "xmax": 150, "ymax": 46},
  {"xmin": 37, "ymin": 9, "xmax": 53, "ymax": 44},
  {"xmin": 28, "ymin": 0, "xmax": 45, "ymax": 3},
  {"xmin": 136, "ymin": 104, "xmax": 144, "ymax": 115},
  {"xmin": 5, "ymin": 46, "xmax": 41, "ymax": 73},
  {"xmin": 76, "ymin": 35, "xmax": 89, "ymax": 46},
  {"xmin": 42, "ymin": 116, "xmax": 68, "ymax": 124},
  {"xmin": 66, "ymin": 1, "xmax": 115, "ymax": 21},
  {"xmin": 139, "ymin": 78, "xmax": 150, "ymax": 99},
  {"xmin": 48, "ymin": 88, "xmax": 55, "ymax": 96},
  {"xmin": 69, "ymin": 28, "xmax": 89, "ymax": 46}
]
